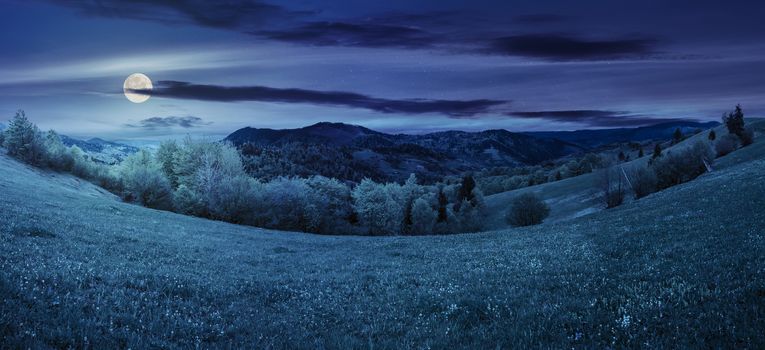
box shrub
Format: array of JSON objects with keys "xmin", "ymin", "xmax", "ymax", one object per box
[
  {"xmin": 506, "ymin": 193, "xmax": 550, "ymax": 227},
  {"xmin": 715, "ymin": 134, "xmax": 739, "ymax": 157},
  {"xmin": 630, "ymin": 166, "xmax": 657, "ymax": 199},
  {"xmin": 654, "ymin": 141, "xmax": 714, "ymax": 190},
  {"xmin": 740, "ymin": 127, "xmax": 754, "ymax": 147}
]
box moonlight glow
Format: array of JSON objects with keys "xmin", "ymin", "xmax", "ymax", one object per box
[{"xmin": 123, "ymin": 73, "xmax": 152, "ymax": 103}]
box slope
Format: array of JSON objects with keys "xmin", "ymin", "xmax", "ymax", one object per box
[
  {"xmin": 483, "ymin": 119, "xmax": 765, "ymax": 230},
  {"xmin": 1, "ymin": 143, "xmax": 764, "ymax": 348}
]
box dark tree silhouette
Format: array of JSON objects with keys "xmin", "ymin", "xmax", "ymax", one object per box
[
  {"xmin": 437, "ymin": 188, "xmax": 448, "ymax": 223},
  {"xmin": 673, "ymin": 128, "xmax": 683, "ymax": 144},
  {"xmin": 456, "ymin": 174, "xmax": 476, "ymax": 204},
  {"xmin": 652, "ymin": 143, "xmax": 662, "ymax": 159},
  {"xmin": 708, "ymin": 130, "xmax": 716, "ymax": 141},
  {"xmin": 723, "ymin": 105, "xmax": 745, "ymax": 136}
]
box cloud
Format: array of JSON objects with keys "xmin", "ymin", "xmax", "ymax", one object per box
[
  {"xmin": 126, "ymin": 116, "xmax": 211, "ymax": 129},
  {"xmin": 253, "ymin": 21, "xmax": 438, "ymax": 49},
  {"xmin": 514, "ymin": 14, "xmax": 567, "ymax": 24},
  {"xmin": 128, "ymin": 81, "xmax": 508, "ymax": 117},
  {"xmin": 508, "ymin": 110, "xmax": 685, "ymax": 127},
  {"xmin": 46, "ymin": 0, "xmax": 292, "ymax": 29},
  {"xmin": 487, "ymin": 34, "xmax": 657, "ymax": 61}
]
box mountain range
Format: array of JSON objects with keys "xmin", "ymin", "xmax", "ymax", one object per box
[
  {"xmin": 224, "ymin": 120, "xmax": 716, "ymax": 183},
  {"xmin": 60, "ymin": 135, "xmax": 138, "ymax": 164}
]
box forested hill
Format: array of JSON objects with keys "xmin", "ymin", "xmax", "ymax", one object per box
[{"xmin": 225, "ymin": 122, "xmax": 584, "ymax": 183}]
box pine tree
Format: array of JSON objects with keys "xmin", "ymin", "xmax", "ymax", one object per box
[
  {"xmin": 723, "ymin": 104, "xmax": 745, "ymax": 137},
  {"xmin": 456, "ymin": 174, "xmax": 476, "ymax": 205},
  {"xmin": 3, "ymin": 110, "xmax": 43, "ymax": 165},
  {"xmin": 618, "ymin": 151, "xmax": 626, "ymax": 162},
  {"xmin": 436, "ymin": 187, "xmax": 448, "ymax": 223},
  {"xmin": 652, "ymin": 143, "xmax": 662, "ymax": 159},
  {"xmin": 708, "ymin": 130, "xmax": 716, "ymax": 141},
  {"xmin": 673, "ymin": 128, "xmax": 683, "ymax": 144}
]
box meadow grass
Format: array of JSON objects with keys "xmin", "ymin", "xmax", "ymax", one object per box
[{"xmin": 1, "ymin": 148, "xmax": 764, "ymax": 348}]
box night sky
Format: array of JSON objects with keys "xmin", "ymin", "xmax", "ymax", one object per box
[{"xmin": 1, "ymin": 0, "xmax": 764, "ymax": 143}]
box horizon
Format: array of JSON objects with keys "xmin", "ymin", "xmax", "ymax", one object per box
[{"xmin": 1, "ymin": 1, "xmax": 764, "ymax": 141}]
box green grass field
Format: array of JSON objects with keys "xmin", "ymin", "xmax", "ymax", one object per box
[{"xmin": 1, "ymin": 135, "xmax": 764, "ymax": 348}]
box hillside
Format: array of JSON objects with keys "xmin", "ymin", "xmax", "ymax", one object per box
[
  {"xmin": 483, "ymin": 119, "xmax": 765, "ymax": 230},
  {"xmin": 226, "ymin": 122, "xmax": 584, "ymax": 183},
  {"xmin": 1, "ymin": 140, "xmax": 764, "ymax": 347},
  {"xmin": 524, "ymin": 120, "xmax": 719, "ymax": 148}
]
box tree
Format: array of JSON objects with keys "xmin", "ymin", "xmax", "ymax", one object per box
[
  {"xmin": 119, "ymin": 149, "xmax": 173, "ymax": 210},
  {"xmin": 723, "ymin": 104, "xmax": 745, "ymax": 138},
  {"xmin": 306, "ymin": 175, "xmax": 354, "ymax": 234},
  {"xmin": 506, "ymin": 193, "xmax": 550, "ymax": 227},
  {"xmin": 618, "ymin": 151, "xmax": 626, "ymax": 162},
  {"xmin": 715, "ymin": 134, "xmax": 739, "ymax": 157},
  {"xmin": 42, "ymin": 130, "xmax": 74, "ymax": 171},
  {"xmin": 708, "ymin": 130, "xmax": 716, "ymax": 141},
  {"xmin": 3, "ymin": 110, "xmax": 44, "ymax": 165},
  {"xmin": 401, "ymin": 174, "xmax": 424, "ymax": 234},
  {"xmin": 410, "ymin": 195, "xmax": 437, "ymax": 234},
  {"xmin": 156, "ymin": 140, "xmax": 180, "ymax": 187},
  {"xmin": 456, "ymin": 174, "xmax": 476, "ymax": 205},
  {"xmin": 652, "ymin": 143, "xmax": 662, "ymax": 159},
  {"xmin": 599, "ymin": 165, "xmax": 625, "ymax": 208},
  {"xmin": 436, "ymin": 187, "xmax": 449, "ymax": 223},
  {"xmin": 638, "ymin": 147, "xmax": 644, "ymax": 158},
  {"xmin": 630, "ymin": 165, "xmax": 657, "ymax": 199},
  {"xmin": 352, "ymin": 179, "xmax": 404, "ymax": 235},
  {"xmin": 654, "ymin": 141, "xmax": 714, "ymax": 190},
  {"xmin": 673, "ymin": 128, "xmax": 683, "ymax": 144}
]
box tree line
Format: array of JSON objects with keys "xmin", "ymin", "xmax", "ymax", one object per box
[{"xmin": 1, "ymin": 111, "xmax": 487, "ymax": 235}]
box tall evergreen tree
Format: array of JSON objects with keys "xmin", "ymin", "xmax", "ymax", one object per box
[
  {"xmin": 723, "ymin": 104, "xmax": 745, "ymax": 137},
  {"xmin": 3, "ymin": 110, "xmax": 43, "ymax": 165},
  {"xmin": 437, "ymin": 187, "xmax": 448, "ymax": 223},
  {"xmin": 708, "ymin": 129, "xmax": 716, "ymax": 141},
  {"xmin": 673, "ymin": 128, "xmax": 683, "ymax": 144},
  {"xmin": 652, "ymin": 143, "xmax": 662, "ymax": 159}
]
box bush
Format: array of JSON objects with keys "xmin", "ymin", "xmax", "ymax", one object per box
[
  {"xmin": 654, "ymin": 141, "xmax": 714, "ymax": 190},
  {"xmin": 630, "ymin": 166, "xmax": 657, "ymax": 199},
  {"xmin": 506, "ymin": 193, "xmax": 550, "ymax": 227},
  {"xmin": 715, "ymin": 134, "xmax": 739, "ymax": 157},
  {"xmin": 740, "ymin": 127, "xmax": 754, "ymax": 147}
]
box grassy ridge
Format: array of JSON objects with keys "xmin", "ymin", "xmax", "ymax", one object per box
[
  {"xmin": 483, "ymin": 119, "xmax": 765, "ymax": 230},
  {"xmin": 1, "ymin": 147, "xmax": 764, "ymax": 348}
]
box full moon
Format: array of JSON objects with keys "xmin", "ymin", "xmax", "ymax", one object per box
[{"xmin": 123, "ymin": 73, "xmax": 152, "ymax": 103}]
